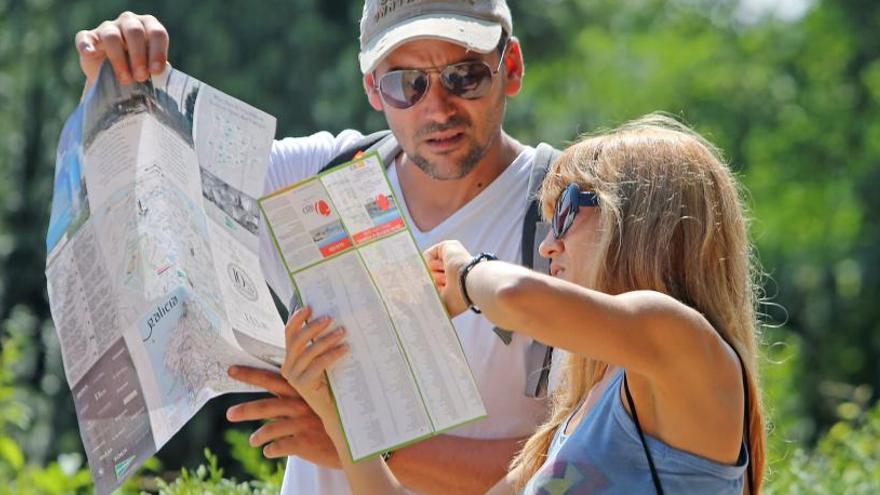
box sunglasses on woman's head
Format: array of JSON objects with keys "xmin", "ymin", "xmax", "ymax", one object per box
[
  {"xmin": 552, "ymin": 183, "xmax": 599, "ymax": 239},
  {"xmin": 374, "ymin": 42, "xmax": 509, "ymax": 110}
]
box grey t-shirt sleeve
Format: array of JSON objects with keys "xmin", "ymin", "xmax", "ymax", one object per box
[{"xmin": 259, "ymin": 129, "xmax": 365, "ymax": 309}]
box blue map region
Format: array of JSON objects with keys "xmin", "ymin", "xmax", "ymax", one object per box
[{"xmin": 47, "ymin": 104, "xmax": 90, "ymax": 253}]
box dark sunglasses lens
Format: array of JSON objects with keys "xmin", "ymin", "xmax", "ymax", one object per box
[
  {"xmin": 379, "ymin": 70, "xmax": 429, "ymax": 109},
  {"xmin": 553, "ymin": 188, "xmax": 574, "ymax": 238},
  {"xmin": 440, "ymin": 62, "xmax": 493, "ymax": 99}
]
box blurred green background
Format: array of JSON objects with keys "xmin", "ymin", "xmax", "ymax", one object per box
[{"xmin": 1, "ymin": 0, "xmax": 878, "ymax": 493}]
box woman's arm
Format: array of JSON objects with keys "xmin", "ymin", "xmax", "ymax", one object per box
[
  {"xmin": 484, "ymin": 464, "xmax": 522, "ymax": 495},
  {"xmin": 326, "ymin": 427, "xmax": 407, "ymax": 495},
  {"xmin": 426, "ymin": 241, "xmax": 748, "ymax": 465},
  {"xmin": 280, "ymin": 307, "xmax": 408, "ymax": 495},
  {"xmin": 425, "ymin": 241, "xmax": 735, "ymax": 382}
]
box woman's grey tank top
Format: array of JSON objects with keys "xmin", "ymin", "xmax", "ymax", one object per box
[{"xmin": 521, "ymin": 368, "xmax": 748, "ymax": 494}]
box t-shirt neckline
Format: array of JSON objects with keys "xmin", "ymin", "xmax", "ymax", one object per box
[{"xmin": 388, "ymin": 147, "xmax": 536, "ymax": 238}]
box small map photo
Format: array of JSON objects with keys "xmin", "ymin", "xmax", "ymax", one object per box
[{"xmin": 310, "ymin": 218, "xmax": 352, "ymax": 257}]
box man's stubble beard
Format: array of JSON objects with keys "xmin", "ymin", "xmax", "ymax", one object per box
[
  {"xmin": 409, "ymin": 139, "xmax": 487, "ymax": 181},
  {"xmin": 408, "ymin": 96, "xmax": 505, "ymax": 181}
]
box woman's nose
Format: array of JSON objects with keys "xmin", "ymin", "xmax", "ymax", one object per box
[{"xmin": 538, "ymin": 228, "xmax": 563, "ymax": 260}]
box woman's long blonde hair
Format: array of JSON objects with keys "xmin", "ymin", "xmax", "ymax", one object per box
[{"xmin": 510, "ymin": 113, "xmax": 766, "ymax": 493}]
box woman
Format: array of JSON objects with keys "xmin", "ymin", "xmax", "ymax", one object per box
[{"xmin": 280, "ymin": 113, "xmax": 766, "ymax": 494}]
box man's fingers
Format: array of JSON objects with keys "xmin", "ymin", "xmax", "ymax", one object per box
[
  {"xmin": 74, "ymin": 12, "xmax": 169, "ymax": 83},
  {"xmin": 228, "ymin": 365, "xmax": 300, "ymax": 398},
  {"xmin": 248, "ymin": 417, "xmax": 324, "ymax": 447},
  {"xmin": 75, "ymin": 30, "xmax": 105, "ymax": 83},
  {"xmin": 117, "ymin": 13, "xmax": 148, "ymax": 81},
  {"xmin": 140, "ymin": 14, "xmax": 169, "ymax": 74},
  {"xmin": 263, "ymin": 436, "xmax": 304, "ymax": 459},
  {"xmin": 226, "ymin": 396, "xmax": 312, "ymax": 422},
  {"xmin": 75, "ymin": 30, "xmax": 100, "ymax": 56},
  {"xmin": 94, "ymin": 21, "xmax": 132, "ymax": 84}
]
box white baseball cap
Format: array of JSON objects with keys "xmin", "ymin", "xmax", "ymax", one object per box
[{"xmin": 359, "ymin": 0, "xmax": 513, "ymax": 74}]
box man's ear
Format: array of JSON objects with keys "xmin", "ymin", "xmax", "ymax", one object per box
[
  {"xmin": 363, "ymin": 73, "xmax": 384, "ymax": 111},
  {"xmin": 503, "ymin": 37, "xmax": 524, "ymax": 97}
]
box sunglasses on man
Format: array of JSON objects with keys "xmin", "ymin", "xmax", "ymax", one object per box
[
  {"xmin": 374, "ymin": 41, "xmax": 509, "ymax": 110},
  {"xmin": 552, "ymin": 183, "xmax": 599, "ymax": 239}
]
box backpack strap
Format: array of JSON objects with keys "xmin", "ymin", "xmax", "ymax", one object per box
[
  {"xmin": 522, "ymin": 142, "xmax": 560, "ymax": 272},
  {"xmin": 320, "ymin": 130, "xmax": 398, "ymax": 172},
  {"xmin": 507, "ymin": 142, "xmax": 563, "ymax": 398}
]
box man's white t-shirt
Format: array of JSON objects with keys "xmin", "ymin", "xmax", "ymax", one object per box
[{"xmin": 260, "ymin": 130, "xmax": 550, "ymax": 495}]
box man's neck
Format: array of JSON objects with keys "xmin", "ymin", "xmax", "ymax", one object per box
[{"xmin": 395, "ymin": 132, "xmax": 524, "ymax": 232}]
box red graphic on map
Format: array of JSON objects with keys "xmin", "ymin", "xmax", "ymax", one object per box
[
  {"xmin": 319, "ymin": 238, "xmax": 352, "ymax": 257},
  {"xmin": 353, "ymin": 218, "xmax": 405, "ymax": 244},
  {"xmin": 376, "ymin": 194, "xmax": 390, "ymax": 211},
  {"xmin": 316, "ymin": 200, "xmax": 331, "ymax": 217}
]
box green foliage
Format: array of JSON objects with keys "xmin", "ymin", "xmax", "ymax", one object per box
[
  {"xmin": 148, "ymin": 449, "xmax": 280, "ymax": 495},
  {"xmin": 0, "ymin": 335, "xmax": 92, "ymax": 494},
  {"xmin": 765, "ymin": 401, "xmax": 880, "ymax": 494},
  {"xmin": 224, "ymin": 430, "xmax": 285, "ymax": 485}
]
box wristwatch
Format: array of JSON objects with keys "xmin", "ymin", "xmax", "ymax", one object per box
[{"xmin": 459, "ymin": 252, "xmax": 498, "ymax": 314}]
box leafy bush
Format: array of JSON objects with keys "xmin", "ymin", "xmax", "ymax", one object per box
[
  {"xmin": 144, "ymin": 449, "xmax": 280, "ymax": 495},
  {"xmin": 223, "ymin": 429, "xmax": 285, "ymax": 485},
  {"xmin": 764, "ymin": 401, "xmax": 880, "ymax": 494},
  {"xmin": 760, "ymin": 329, "xmax": 879, "ymax": 494},
  {"xmin": 0, "ymin": 335, "xmax": 93, "ymax": 494}
]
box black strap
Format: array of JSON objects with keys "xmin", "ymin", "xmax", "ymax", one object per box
[
  {"xmin": 320, "ymin": 130, "xmax": 395, "ymax": 172},
  {"xmin": 459, "ymin": 253, "xmax": 498, "ymax": 314},
  {"xmin": 623, "ymin": 373, "xmax": 665, "ymax": 495},
  {"xmin": 732, "ymin": 347, "xmax": 755, "ymax": 495},
  {"xmin": 624, "ymin": 346, "xmax": 755, "ymax": 495}
]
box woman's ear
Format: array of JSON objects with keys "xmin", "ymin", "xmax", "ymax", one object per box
[
  {"xmin": 363, "ymin": 73, "xmax": 384, "ymax": 111},
  {"xmin": 503, "ymin": 37, "xmax": 524, "ymax": 97}
]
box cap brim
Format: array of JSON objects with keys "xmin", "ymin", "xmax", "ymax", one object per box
[{"xmin": 359, "ymin": 14, "xmax": 503, "ymax": 74}]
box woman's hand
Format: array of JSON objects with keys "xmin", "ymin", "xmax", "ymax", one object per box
[
  {"xmin": 424, "ymin": 240, "xmax": 474, "ymax": 317},
  {"xmin": 280, "ymin": 306, "xmax": 349, "ymax": 428}
]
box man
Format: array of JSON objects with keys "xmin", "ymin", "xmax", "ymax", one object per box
[{"xmin": 75, "ymin": 2, "xmax": 551, "ymax": 493}]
